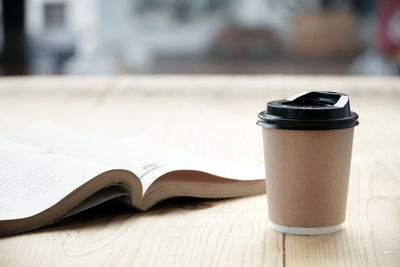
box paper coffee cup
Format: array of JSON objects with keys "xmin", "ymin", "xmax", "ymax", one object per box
[{"xmin": 257, "ymin": 91, "xmax": 359, "ymax": 235}]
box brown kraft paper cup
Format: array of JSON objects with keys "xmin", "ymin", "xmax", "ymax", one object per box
[{"xmin": 257, "ymin": 91, "xmax": 359, "ymax": 235}]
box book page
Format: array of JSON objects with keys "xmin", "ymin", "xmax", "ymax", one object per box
[
  {"xmin": 9, "ymin": 123, "xmax": 178, "ymax": 192},
  {"xmin": 10, "ymin": 123, "xmax": 264, "ymax": 193},
  {"xmin": 0, "ymin": 140, "xmax": 111, "ymax": 221},
  {"xmin": 57, "ymin": 185, "xmax": 130, "ymax": 221}
]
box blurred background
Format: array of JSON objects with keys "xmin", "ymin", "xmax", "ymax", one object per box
[{"xmin": 0, "ymin": 0, "xmax": 399, "ymax": 76}]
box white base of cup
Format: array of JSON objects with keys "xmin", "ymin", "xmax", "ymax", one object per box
[{"xmin": 271, "ymin": 223, "xmax": 342, "ymax": 235}]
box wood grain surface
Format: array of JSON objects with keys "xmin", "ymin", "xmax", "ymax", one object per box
[{"xmin": 0, "ymin": 75, "xmax": 399, "ymax": 267}]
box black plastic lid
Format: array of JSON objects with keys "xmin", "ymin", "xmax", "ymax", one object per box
[{"xmin": 257, "ymin": 91, "xmax": 359, "ymax": 130}]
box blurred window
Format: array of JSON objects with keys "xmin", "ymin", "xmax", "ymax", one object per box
[{"xmin": 44, "ymin": 3, "xmax": 65, "ymax": 29}]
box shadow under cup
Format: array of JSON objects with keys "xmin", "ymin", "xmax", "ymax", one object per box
[{"xmin": 257, "ymin": 91, "xmax": 359, "ymax": 235}]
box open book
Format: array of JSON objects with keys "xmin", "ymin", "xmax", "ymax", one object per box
[{"xmin": 0, "ymin": 123, "xmax": 265, "ymax": 235}]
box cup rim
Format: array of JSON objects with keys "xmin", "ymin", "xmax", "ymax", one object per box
[{"xmin": 271, "ymin": 223, "xmax": 343, "ymax": 235}]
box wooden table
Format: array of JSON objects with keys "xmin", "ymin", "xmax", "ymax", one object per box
[{"xmin": 0, "ymin": 76, "xmax": 399, "ymax": 266}]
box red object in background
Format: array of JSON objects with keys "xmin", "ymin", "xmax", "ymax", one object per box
[{"xmin": 378, "ymin": 0, "xmax": 400, "ymax": 56}]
